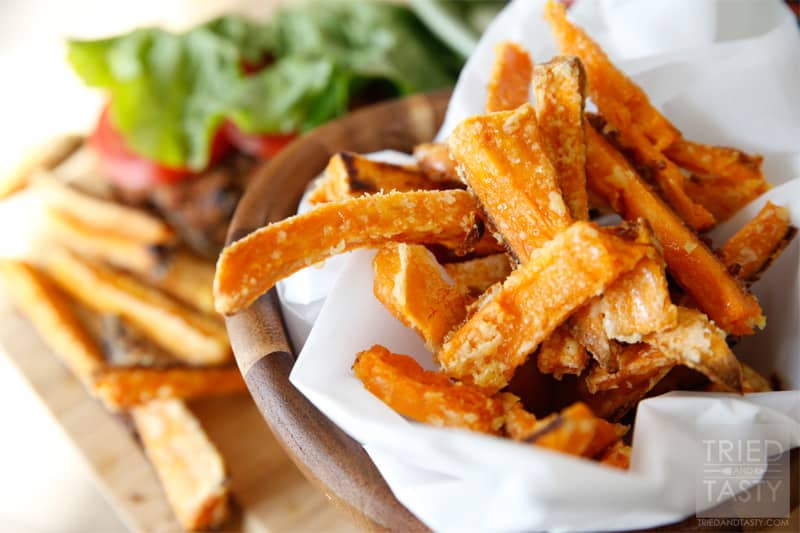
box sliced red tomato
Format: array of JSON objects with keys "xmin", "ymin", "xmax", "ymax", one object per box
[
  {"xmin": 222, "ymin": 120, "xmax": 296, "ymax": 160},
  {"xmin": 90, "ymin": 105, "xmax": 230, "ymax": 190}
]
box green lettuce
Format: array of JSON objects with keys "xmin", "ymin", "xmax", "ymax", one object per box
[{"xmin": 67, "ymin": 0, "xmax": 461, "ymax": 170}]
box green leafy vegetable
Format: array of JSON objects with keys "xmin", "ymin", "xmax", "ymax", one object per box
[{"xmin": 67, "ymin": 0, "xmax": 462, "ymax": 170}]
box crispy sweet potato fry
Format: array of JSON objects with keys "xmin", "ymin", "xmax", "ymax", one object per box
[
  {"xmin": 41, "ymin": 208, "xmax": 161, "ymax": 273},
  {"xmin": 509, "ymin": 402, "xmax": 628, "ymax": 458},
  {"xmin": 438, "ymin": 222, "xmax": 650, "ymax": 391},
  {"xmin": 537, "ymin": 326, "xmax": 589, "ymax": 380},
  {"xmin": 131, "ymin": 399, "xmax": 230, "ymax": 531},
  {"xmin": 740, "ymin": 363, "xmax": 772, "ymax": 393},
  {"xmin": 32, "ymin": 171, "xmax": 174, "ymax": 243},
  {"xmin": 95, "ymin": 366, "xmax": 246, "ymax": 410},
  {"xmin": 443, "ymin": 254, "xmax": 513, "ymax": 296},
  {"xmin": 413, "ymin": 143, "xmax": 460, "ymax": 184},
  {"xmin": 0, "ymin": 260, "xmax": 104, "ymax": 382},
  {"xmin": 584, "ymin": 344, "xmax": 674, "ymax": 394},
  {"xmin": 533, "ymin": 56, "xmax": 589, "ymax": 220},
  {"xmin": 215, "ymin": 190, "xmax": 484, "ymax": 314},
  {"xmin": 666, "ymin": 139, "xmax": 768, "ymax": 221},
  {"xmin": 544, "ymin": 0, "xmax": 678, "ymax": 149},
  {"xmin": 41, "ymin": 247, "xmax": 231, "ymax": 365},
  {"xmin": 353, "ymin": 345, "xmax": 506, "ymax": 434},
  {"xmin": 584, "ymin": 122, "xmax": 764, "ymax": 335},
  {"xmin": 308, "ymin": 152, "xmax": 445, "ymax": 204},
  {"xmin": 645, "ymin": 307, "xmax": 742, "ymax": 392},
  {"xmin": 148, "ymin": 251, "xmax": 216, "ymax": 315},
  {"xmin": 448, "ymin": 103, "xmax": 572, "ymax": 259},
  {"xmin": 373, "ymin": 243, "xmax": 469, "ymax": 352},
  {"xmin": 486, "ymin": 42, "xmax": 533, "ymax": 113},
  {"xmin": 600, "ymin": 440, "xmax": 632, "ymax": 469},
  {"xmin": 581, "ymin": 364, "xmax": 673, "ymax": 421},
  {"xmin": 720, "ymin": 202, "xmax": 796, "ymax": 284},
  {"xmin": 620, "ymin": 127, "xmax": 716, "ymax": 231}
]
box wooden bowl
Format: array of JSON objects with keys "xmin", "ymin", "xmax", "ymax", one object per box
[{"xmin": 223, "ymin": 90, "xmax": 450, "ymax": 531}]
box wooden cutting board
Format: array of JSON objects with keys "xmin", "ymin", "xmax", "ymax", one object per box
[{"xmin": 0, "ymin": 293, "xmax": 357, "ymax": 533}]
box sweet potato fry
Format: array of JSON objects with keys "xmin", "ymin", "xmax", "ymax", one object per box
[
  {"xmin": 620, "ymin": 127, "xmax": 716, "ymax": 231},
  {"xmin": 443, "ymin": 254, "xmax": 513, "ymax": 296},
  {"xmin": 373, "ymin": 243, "xmax": 469, "ymax": 352},
  {"xmin": 584, "ymin": 122, "xmax": 764, "ymax": 335},
  {"xmin": 720, "ymin": 202, "xmax": 796, "ymax": 284},
  {"xmin": 448, "ymin": 103, "xmax": 572, "ymax": 260},
  {"xmin": 544, "ymin": 0, "xmax": 678, "ymax": 149},
  {"xmin": 94, "ymin": 366, "xmax": 246, "ymax": 410},
  {"xmin": 571, "ymin": 255, "xmax": 677, "ymax": 369},
  {"xmin": 308, "ymin": 152, "xmax": 446, "ymax": 204},
  {"xmin": 353, "ymin": 345, "xmax": 506, "ymax": 434},
  {"xmin": 486, "ymin": 42, "xmax": 533, "ymax": 113},
  {"xmin": 537, "ymin": 326, "xmax": 589, "ymax": 380},
  {"xmin": 0, "ymin": 260, "xmax": 104, "ymax": 382},
  {"xmin": 509, "ymin": 402, "xmax": 628, "ymax": 458},
  {"xmin": 533, "ymin": 56, "xmax": 589, "ymax": 220},
  {"xmin": 666, "ymin": 139, "xmax": 768, "ymax": 221},
  {"xmin": 645, "ymin": 307, "xmax": 742, "ymax": 392},
  {"xmin": 581, "ymin": 364, "xmax": 673, "ymax": 421},
  {"xmin": 599, "ymin": 440, "xmax": 632, "ymax": 469},
  {"xmin": 32, "ymin": 170, "xmax": 174, "ymax": 243},
  {"xmin": 131, "ymin": 399, "xmax": 230, "ymax": 531},
  {"xmin": 438, "ymin": 222, "xmax": 650, "ymax": 391},
  {"xmin": 584, "ymin": 344, "xmax": 674, "ymax": 394},
  {"xmin": 740, "ymin": 363, "xmax": 772, "ymax": 393},
  {"xmin": 41, "ymin": 208, "xmax": 161, "ymax": 274},
  {"xmin": 148, "ymin": 250, "xmax": 216, "ymax": 315},
  {"xmin": 413, "ymin": 142, "xmax": 460, "ymax": 184},
  {"xmin": 41, "ymin": 247, "xmax": 231, "ymax": 365},
  {"xmin": 214, "ymin": 190, "xmax": 484, "ymax": 314}
]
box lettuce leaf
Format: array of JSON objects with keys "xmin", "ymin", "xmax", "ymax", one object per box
[{"xmin": 67, "ymin": 0, "xmax": 461, "ymax": 170}]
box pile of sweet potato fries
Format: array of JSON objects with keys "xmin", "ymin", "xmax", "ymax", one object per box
[
  {"xmin": 215, "ymin": 1, "xmax": 795, "ymax": 470},
  {"xmin": 1, "ymin": 147, "xmax": 241, "ymax": 529}
]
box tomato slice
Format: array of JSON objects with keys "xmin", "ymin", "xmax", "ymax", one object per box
[
  {"xmin": 222, "ymin": 120, "xmax": 296, "ymax": 160},
  {"xmin": 90, "ymin": 105, "xmax": 230, "ymax": 190}
]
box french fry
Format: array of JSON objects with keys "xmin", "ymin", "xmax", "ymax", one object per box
[
  {"xmin": 571, "ymin": 256, "xmax": 678, "ymax": 370},
  {"xmin": 353, "ymin": 345, "xmax": 507, "ymax": 434},
  {"xmin": 413, "ymin": 142, "xmax": 460, "ymax": 184},
  {"xmin": 32, "ymin": 170, "xmax": 174, "ymax": 244},
  {"xmin": 584, "ymin": 121, "xmax": 764, "ymax": 335},
  {"xmin": 666, "ymin": 140, "xmax": 768, "ymax": 221},
  {"xmin": 94, "ymin": 366, "xmax": 246, "ymax": 410},
  {"xmin": 536, "ymin": 326, "xmax": 589, "ymax": 380},
  {"xmin": 741, "ymin": 363, "xmax": 772, "ymax": 393},
  {"xmin": 486, "ymin": 42, "xmax": 533, "ymax": 113},
  {"xmin": 720, "ymin": 202, "xmax": 796, "ymax": 284},
  {"xmin": 621, "ymin": 127, "xmax": 716, "ymax": 231},
  {"xmin": 599, "ymin": 440, "xmax": 632, "ymax": 469},
  {"xmin": 0, "ymin": 134, "xmax": 83, "ymax": 199},
  {"xmin": 443, "ymin": 254, "xmax": 513, "ymax": 296},
  {"xmin": 438, "ymin": 222, "xmax": 650, "ymax": 391},
  {"xmin": 41, "ymin": 208, "xmax": 161, "ymax": 274},
  {"xmin": 508, "ymin": 402, "xmax": 628, "ymax": 458},
  {"xmin": 308, "ymin": 152, "xmax": 446, "ymax": 204},
  {"xmin": 0, "ymin": 260, "xmax": 103, "ymax": 382},
  {"xmin": 448, "ymin": 103, "xmax": 572, "ymax": 259},
  {"xmin": 131, "ymin": 399, "xmax": 230, "ymax": 531},
  {"xmin": 533, "ymin": 56, "xmax": 589, "ymax": 220},
  {"xmin": 581, "ymin": 365, "xmax": 673, "ymax": 420},
  {"xmin": 41, "ymin": 247, "xmax": 231, "ymax": 365},
  {"xmin": 584, "ymin": 344, "xmax": 674, "ymax": 394},
  {"xmin": 544, "ymin": 2, "xmax": 715, "ymax": 230},
  {"xmin": 644, "ymin": 307, "xmax": 742, "ymax": 392},
  {"xmin": 372, "ymin": 243, "xmax": 469, "ymax": 352},
  {"xmin": 544, "ymin": 0, "xmax": 678, "ymax": 149},
  {"xmin": 214, "ymin": 190, "xmax": 485, "ymax": 315},
  {"xmin": 148, "ymin": 250, "xmax": 216, "ymax": 315}
]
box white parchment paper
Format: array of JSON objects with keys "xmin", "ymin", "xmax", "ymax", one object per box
[{"xmin": 283, "ymin": 1, "xmax": 800, "ymax": 529}]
